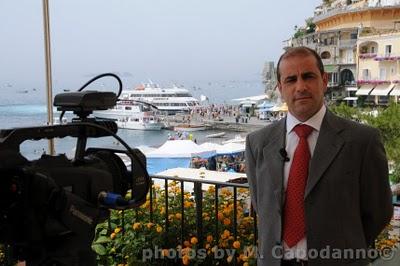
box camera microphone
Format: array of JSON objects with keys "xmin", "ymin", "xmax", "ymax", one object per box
[
  {"xmin": 98, "ymin": 192, "xmax": 129, "ymax": 208},
  {"xmin": 279, "ymin": 148, "xmax": 290, "ymax": 162}
]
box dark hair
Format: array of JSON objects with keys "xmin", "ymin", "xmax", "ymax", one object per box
[{"xmin": 276, "ymin": 46, "xmax": 324, "ymax": 82}]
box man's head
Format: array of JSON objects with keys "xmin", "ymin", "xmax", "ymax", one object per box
[{"xmin": 277, "ymin": 47, "xmax": 328, "ymax": 122}]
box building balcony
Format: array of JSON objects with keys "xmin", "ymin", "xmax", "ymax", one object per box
[
  {"xmin": 359, "ymin": 53, "xmax": 378, "ymax": 59},
  {"xmin": 338, "ymin": 39, "xmax": 357, "ymax": 49},
  {"xmin": 374, "ymin": 55, "xmax": 400, "ymax": 61},
  {"xmin": 357, "ymin": 80, "xmax": 392, "ymax": 85}
]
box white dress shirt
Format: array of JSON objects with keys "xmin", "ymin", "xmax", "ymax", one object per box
[{"xmin": 283, "ymin": 104, "xmax": 326, "ymax": 260}]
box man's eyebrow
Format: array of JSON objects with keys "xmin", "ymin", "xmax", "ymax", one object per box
[
  {"xmin": 301, "ymin": 71, "xmax": 317, "ymax": 77},
  {"xmin": 283, "ymin": 75, "xmax": 297, "ymax": 81}
]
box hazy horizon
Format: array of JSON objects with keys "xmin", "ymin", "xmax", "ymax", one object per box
[{"xmin": 0, "ymin": 0, "xmax": 321, "ymax": 99}]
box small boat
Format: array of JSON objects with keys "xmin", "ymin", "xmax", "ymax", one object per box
[
  {"xmin": 174, "ymin": 124, "xmax": 206, "ymax": 132},
  {"xmin": 206, "ymin": 132, "xmax": 226, "ymax": 138},
  {"xmin": 117, "ymin": 115, "xmax": 163, "ymax": 131}
]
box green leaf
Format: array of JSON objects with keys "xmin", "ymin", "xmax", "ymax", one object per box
[
  {"xmin": 95, "ymin": 236, "xmax": 111, "ymax": 244},
  {"xmin": 92, "ymin": 244, "xmax": 107, "ymax": 256}
]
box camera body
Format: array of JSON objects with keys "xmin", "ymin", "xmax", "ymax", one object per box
[{"xmin": 0, "ymin": 90, "xmax": 150, "ymax": 265}]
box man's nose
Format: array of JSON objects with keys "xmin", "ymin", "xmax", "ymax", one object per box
[{"xmin": 295, "ymin": 78, "xmax": 307, "ymax": 92}]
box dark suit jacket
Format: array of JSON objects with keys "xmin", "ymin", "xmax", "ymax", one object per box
[{"xmin": 245, "ymin": 110, "xmax": 393, "ymax": 266}]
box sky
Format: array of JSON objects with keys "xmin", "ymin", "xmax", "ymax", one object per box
[{"xmin": 0, "ymin": 0, "xmax": 321, "ymax": 95}]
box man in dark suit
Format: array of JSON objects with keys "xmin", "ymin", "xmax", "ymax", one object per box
[{"xmin": 245, "ymin": 47, "xmax": 393, "ymax": 266}]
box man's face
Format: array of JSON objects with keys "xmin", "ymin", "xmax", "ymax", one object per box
[{"xmin": 278, "ymin": 54, "xmax": 328, "ymax": 122}]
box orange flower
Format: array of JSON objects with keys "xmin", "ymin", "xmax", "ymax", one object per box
[
  {"xmin": 182, "ymin": 254, "xmax": 190, "ymax": 265},
  {"xmin": 156, "ymin": 225, "xmax": 163, "ymax": 233},
  {"xmin": 233, "ymin": 240, "xmax": 240, "ymax": 249},
  {"xmin": 217, "ymin": 213, "xmax": 224, "ymax": 221},
  {"xmin": 146, "ymin": 222, "xmax": 154, "ymax": 229},
  {"xmin": 132, "ymin": 223, "xmax": 141, "ymax": 230},
  {"xmin": 227, "ymin": 255, "xmax": 233, "ymax": 263},
  {"xmin": 175, "ymin": 213, "xmax": 182, "ymax": 220},
  {"xmin": 190, "ymin": 237, "xmax": 198, "ymax": 245},
  {"xmin": 184, "ymin": 240, "xmax": 191, "ymax": 247},
  {"xmin": 206, "ymin": 235, "xmax": 213, "ymax": 243},
  {"xmin": 223, "ymin": 218, "xmax": 231, "ymax": 226},
  {"xmin": 110, "ymin": 232, "xmax": 116, "ymax": 239},
  {"xmin": 162, "ymin": 249, "xmax": 169, "ymax": 257}
]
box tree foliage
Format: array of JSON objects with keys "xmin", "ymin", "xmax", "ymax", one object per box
[{"xmin": 331, "ymin": 102, "xmax": 400, "ymax": 183}]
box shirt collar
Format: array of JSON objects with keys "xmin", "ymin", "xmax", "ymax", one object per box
[{"xmin": 286, "ymin": 104, "xmax": 326, "ymax": 134}]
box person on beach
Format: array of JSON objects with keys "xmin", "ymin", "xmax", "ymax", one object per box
[{"xmin": 245, "ymin": 46, "xmax": 393, "ymax": 266}]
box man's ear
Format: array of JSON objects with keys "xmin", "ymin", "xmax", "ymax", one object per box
[
  {"xmin": 322, "ymin": 72, "xmax": 328, "ymax": 93},
  {"xmin": 277, "ymin": 81, "xmax": 283, "ymax": 94}
]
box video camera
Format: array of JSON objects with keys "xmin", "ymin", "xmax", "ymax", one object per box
[{"xmin": 0, "ymin": 74, "xmax": 150, "ymax": 265}]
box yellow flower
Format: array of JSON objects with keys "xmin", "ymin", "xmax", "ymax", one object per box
[
  {"xmin": 146, "ymin": 222, "xmax": 154, "ymax": 229},
  {"xmin": 156, "ymin": 225, "xmax": 163, "ymax": 233},
  {"xmin": 182, "ymin": 254, "xmax": 190, "ymax": 265},
  {"xmin": 114, "ymin": 227, "xmax": 122, "ymax": 234},
  {"xmin": 190, "ymin": 237, "xmax": 198, "ymax": 245},
  {"xmin": 160, "ymin": 207, "xmax": 166, "ymax": 214},
  {"xmin": 132, "ymin": 223, "xmax": 142, "ymax": 230},
  {"xmin": 243, "ymin": 262, "xmax": 249, "ymax": 266},
  {"xmin": 184, "ymin": 201, "xmax": 193, "ymax": 208},
  {"xmin": 233, "ymin": 240, "xmax": 240, "ymax": 249}
]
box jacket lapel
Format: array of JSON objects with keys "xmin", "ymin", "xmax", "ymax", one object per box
[
  {"xmin": 305, "ymin": 111, "xmax": 345, "ymax": 198},
  {"xmin": 262, "ymin": 118, "xmax": 286, "ymax": 211}
]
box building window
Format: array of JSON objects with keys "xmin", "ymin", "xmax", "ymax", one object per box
[
  {"xmin": 385, "ymin": 45, "xmax": 392, "ymax": 56},
  {"xmin": 321, "ymin": 51, "xmax": 331, "ymax": 59},
  {"xmin": 362, "ymin": 69, "xmax": 371, "ymax": 80},
  {"xmin": 371, "ymin": 46, "xmax": 375, "ymax": 53},
  {"xmin": 380, "ymin": 68, "xmax": 387, "ymax": 80}
]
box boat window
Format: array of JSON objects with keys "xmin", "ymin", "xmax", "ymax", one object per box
[{"xmin": 125, "ymin": 106, "xmax": 132, "ymax": 110}]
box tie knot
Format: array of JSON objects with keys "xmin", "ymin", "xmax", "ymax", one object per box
[{"xmin": 294, "ymin": 124, "xmax": 313, "ymax": 138}]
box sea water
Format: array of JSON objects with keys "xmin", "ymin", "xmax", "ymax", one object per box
[{"xmin": 0, "ymin": 81, "xmax": 261, "ymax": 159}]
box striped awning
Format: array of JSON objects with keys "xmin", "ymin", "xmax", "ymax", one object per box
[
  {"xmin": 369, "ymin": 84, "xmax": 395, "ymax": 96},
  {"xmin": 356, "ymin": 84, "xmax": 375, "ymax": 96},
  {"xmin": 343, "ymin": 97, "xmax": 358, "ymax": 101},
  {"xmin": 389, "ymin": 84, "xmax": 400, "ymax": 96}
]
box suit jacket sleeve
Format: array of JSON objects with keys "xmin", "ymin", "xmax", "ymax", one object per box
[
  {"xmin": 245, "ymin": 135, "xmax": 258, "ymax": 213},
  {"xmin": 360, "ymin": 128, "xmax": 393, "ymax": 246}
]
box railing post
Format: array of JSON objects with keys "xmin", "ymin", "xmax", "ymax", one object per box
[
  {"xmin": 194, "ymin": 182, "xmax": 203, "ymax": 248},
  {"xmin": 149, "ymin": 180, "xmax": 154, "ymax": 222},
  {"xmin": 164, "ymin": 179, "xmax": 169, "ymax": 247},
  {"xmin": 180, "ymin": 181, "xmax": 185, "ymax": 247},
  {"xmin": 214, "ymin": 184, "xmax": 219, "ymax": 247}
]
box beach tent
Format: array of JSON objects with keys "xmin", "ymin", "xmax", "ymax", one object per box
[
  {"xmin": 257, "ymin": 101, "xmax": 274, "ymax": 109},
  {"xmin": 146, "ymin": 140, "xmax": 216, "ymax": 175},
  {"xmin": 216, "ymin": 142, "xmax": 245, "ymax": 155},
  {"xmin": 147, "ymin": 140, "xmax": 215, "ymax": 158},
  {"xmin": 199, "ymin": 142, "xmax": 223, "ymax": 152}
]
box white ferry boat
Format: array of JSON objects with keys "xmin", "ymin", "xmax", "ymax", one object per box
[
  {"xmin": 119, "ymin": 83, "xmax": 200, "ymax": 114},
  {"xmin": 93, "ymin": 100, "xmax": 164, "ymax": 131}
]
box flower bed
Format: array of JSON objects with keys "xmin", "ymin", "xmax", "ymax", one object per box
[{"xmin": 92, "ymin": 182, "xmax": 257, "ymax": 265}]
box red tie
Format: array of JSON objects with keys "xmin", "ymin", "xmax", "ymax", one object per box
[{"xmin": 283, "ymin": 124, "xmax": 314, "ymax": 248}]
